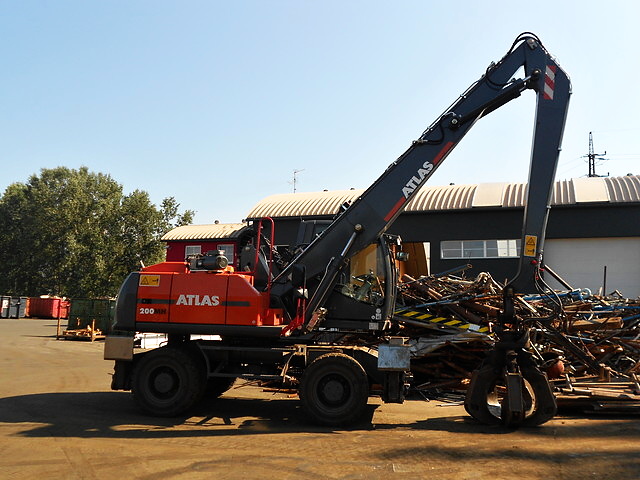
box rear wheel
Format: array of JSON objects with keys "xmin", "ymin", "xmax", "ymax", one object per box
[
  {"xmin": 300, "ymin": 353, "xmax": 369, "ymax": 427},
  {"xmin": 132, "ymin": 347, "xmax": 205, "ymax": 417}
]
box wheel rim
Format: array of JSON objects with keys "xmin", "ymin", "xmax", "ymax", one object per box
[
  {"xmin": 317, "ymin": 373, "xmax": 351, "ymax": 407},
  {"xmin": 149, "ymin": 366, "xmax": 180, "ymax": 400}
]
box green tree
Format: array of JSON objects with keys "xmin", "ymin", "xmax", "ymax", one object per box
[{"xmin": 0, "ymin": 167, "xmax": 194, "ymax": 297}]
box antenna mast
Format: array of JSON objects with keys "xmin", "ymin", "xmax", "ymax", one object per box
[{"xmin": 292, "ymin": 169, "xmax": 304, "ymax": 193}]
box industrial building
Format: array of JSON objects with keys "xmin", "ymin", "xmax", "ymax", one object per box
[
  {"xmin": 162, "ymin": 222, "xmax": 249, "ymax": 267},
  {"xmin": 163, "ymin": 175, "xmax": 640, "ymax": 298}
]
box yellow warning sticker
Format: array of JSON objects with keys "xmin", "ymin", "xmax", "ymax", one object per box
[
  {"xmin": 524, "ymin": 235, "xmax": 537, "ymax": 257},
  {"xmin": 139, "ymin": 275, "xmax": 160, "ymax": 287}
]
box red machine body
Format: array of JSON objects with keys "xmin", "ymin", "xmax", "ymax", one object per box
[{"xmin": 136, "ymin": 262, "xmax": 284, "ymax": 328}]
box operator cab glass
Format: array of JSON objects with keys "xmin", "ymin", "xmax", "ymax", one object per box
[{"xmin": 339, "ymin": 243, "xmax": 388, "ymax": 306}]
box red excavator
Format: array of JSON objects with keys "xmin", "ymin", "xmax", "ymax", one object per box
[{"xmin": 105, "ymin": 33, "xmax": 571, "ymax": 427}]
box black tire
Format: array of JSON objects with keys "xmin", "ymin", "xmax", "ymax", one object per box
[
  {"xmin": 300, "ymin": 353, "xmax": 369, "ymax": 427},
  {"xmin": 132, "ymin": 347, "xmax": 205, "ymax": 417},
  {"xmin": 204, "ymin": 376, "xmax": 237, "ymax": 398}
]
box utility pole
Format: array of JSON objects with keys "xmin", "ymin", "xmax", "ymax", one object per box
[{"xmin": 586, "ymin": 132, "xmax": 608, "ymax": 177}]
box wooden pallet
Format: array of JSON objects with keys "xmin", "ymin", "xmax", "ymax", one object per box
[
  {"xmin": 57, "ymin": 319, "xmax": 104, "ymax": 342},
  {"xmin": 60, "ymin": 329, "xmax": 105, "ymax": 342}
]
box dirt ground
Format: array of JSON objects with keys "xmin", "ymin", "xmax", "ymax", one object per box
[{"xmin": 1, "ymin": 318, "xmax": 639, "ymax": 480}]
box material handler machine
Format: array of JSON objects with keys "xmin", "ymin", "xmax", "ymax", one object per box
[{"xmin": 106, "ymin": 33, "xmax": 571, "ymax": 427}]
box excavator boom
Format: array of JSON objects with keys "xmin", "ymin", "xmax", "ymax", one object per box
[{"xmin": 274, "ymin": 32, "xmax": 571, "ymax": 328}]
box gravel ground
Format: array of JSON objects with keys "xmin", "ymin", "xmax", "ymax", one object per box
[{"xmin": 1, "ymin": 318, "xmax": 639, "ymax": 480}]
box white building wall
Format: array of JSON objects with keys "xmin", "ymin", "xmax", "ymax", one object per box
[{"xmin": 544, "ymin": 238, "xmax": 640, "ymax": 299}]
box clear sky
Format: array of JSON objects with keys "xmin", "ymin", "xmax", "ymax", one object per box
[{"xmin": 2, "ymin": 1, "xmax": 638, "ymax": 224}]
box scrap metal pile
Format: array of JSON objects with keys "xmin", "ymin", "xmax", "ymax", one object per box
[{"xmin": 394, "ymin": 266, "xmax": 640, "ymax": 412}]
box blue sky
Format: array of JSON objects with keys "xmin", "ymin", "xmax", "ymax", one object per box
[{"xmin": 2, "ymin": 1, "xmax": 638, "ymax": 224}]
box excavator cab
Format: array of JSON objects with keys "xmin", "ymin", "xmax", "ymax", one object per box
[
  {"xmin": 338, "ymin": 244, "xmax": 387, "ymax": 306},
  {"xmin": 317, "ymin": 237, "xmax": 399, "ymax": 331}
]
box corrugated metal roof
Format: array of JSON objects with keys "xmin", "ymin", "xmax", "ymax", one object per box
[
  {"xmin": 245, "ymin": 175, "xmax": 640, "ymax": 219},
  {"xmin": 605, "ymin": 175, "xmax": 640, "ymax": 202},
  {"xmin": 407, "ymin": 184, "xmax": 477, "ymax": 211},
  {"xmin": 246, "ymin": 190, "xmax": 362, "ymax": 219},
  {"xmin": 551, "ymin": 179, "xmax": 574, "ymax": 205},
  {"xmin": 502, "ymin": 182, "xmax": 528, "ymax": 207},
  {"xmin": 161, "ymin": 223, "xmax": 247, "ymax": 241}
]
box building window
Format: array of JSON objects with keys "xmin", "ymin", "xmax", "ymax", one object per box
[
  {"xmin": 440, "ymin": 239, "xmax": 520, "ymax": 259},
  {"xmin": 185, "ymin": 245, "xmax": 202, "ymax": 258},
  {"xmin": 217, "ymin": 244, "xmax": 235, "ymax": 262}
]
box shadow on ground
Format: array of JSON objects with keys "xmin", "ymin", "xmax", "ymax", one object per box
[
  {"xmin": 0, "ymin": 389, "xmax": 379, "ymax": 438},
  {"xmin": 1, "ymin": 389, "xmax": 639, "ymax": 442}
]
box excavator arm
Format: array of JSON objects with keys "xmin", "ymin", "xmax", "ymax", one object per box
[{"xmin": 273, "ymin": 33, "xmax": 571, "ymax": 332}]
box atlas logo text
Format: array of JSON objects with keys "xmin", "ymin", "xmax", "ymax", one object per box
[
  {"xmin": 402, "ymin": 160, "xmax": 434, "ymax": 198},
  {"xmin": 176, "ymin": 294, "xmax": 220, "ymax": 306}
]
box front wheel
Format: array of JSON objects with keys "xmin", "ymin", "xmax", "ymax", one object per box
[
  {"xmin": 300, "ymin": 353, "xmax": 369, "ymax": 427},
  {"xmin": 132, "ymin": 347, "xmax": 205, "ymax": 417}
]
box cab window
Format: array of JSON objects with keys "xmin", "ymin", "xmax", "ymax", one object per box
[{"xmin": 339, "ymin": 244, "xmax": 386, "ymax": 306}]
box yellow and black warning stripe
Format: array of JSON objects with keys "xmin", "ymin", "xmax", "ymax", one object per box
[{"xmin": 394, "ymin": 309, "xmax": 489, "ymax": 333}]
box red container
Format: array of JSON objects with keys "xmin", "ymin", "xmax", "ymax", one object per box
[{"xmin": 28, "ymin": 297, "xmax": 70, "ymax": 319}]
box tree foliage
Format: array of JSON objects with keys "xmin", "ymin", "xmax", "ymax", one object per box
[{"xmin": 0, "ymin": 167, "xmax": 194, "ymax": 297}]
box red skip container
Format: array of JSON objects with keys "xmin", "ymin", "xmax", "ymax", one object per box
[{"xmin": 28, "ymin": 297, "xmax": 70, "ymax": 319}]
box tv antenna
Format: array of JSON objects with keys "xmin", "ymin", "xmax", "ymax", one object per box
[{"xmin": 290, "ymin": 169, "xmax": 305, "ymax": 193}]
